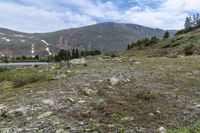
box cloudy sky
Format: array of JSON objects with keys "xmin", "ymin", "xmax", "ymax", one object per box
[{"xmin": 0, "ymin": 0, "xmax": 199, "ymax": 33}]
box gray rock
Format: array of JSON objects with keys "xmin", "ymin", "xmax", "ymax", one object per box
[
  {"xmin": 158, "ymin": 126, "xmax": 166, "ymax": 133},
  {"xmin": 37, "ymin": 111, "xmax": 53, "ymax": 119},
  {"xmin": 42, "ymin": 99, "xmax": 54, "ymax": 106},
  {"xmin": 8, "ymin": 106, "xmax": 29, "ymax": 117},
  {"xmin": 0, "ymin": 104, "xmax": 8, "ymax": 115},
  {"xmin": 108, "ymin": 73, "xmax": 130, "ymax": 86}
]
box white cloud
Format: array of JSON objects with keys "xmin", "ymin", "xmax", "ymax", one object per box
[{"xmin": 0, "ymin": 0, "xmax": 199, "ymax": 32}]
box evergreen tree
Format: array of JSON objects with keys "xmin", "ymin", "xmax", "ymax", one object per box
[
  {"xmin": 75, "ymin": 48, "xmax": 79, "ymax": 58},
  {"xmin": 185, "ymin": 17, "xmax": 192, "ymax": 29},
  {"xmin": 34, "ymin": 55, "xmax": 39, "ymax": 60},
  {"xmin": 72, "ymin": 49, "xmax": 76, "ymax": 59},
  {"xmin": 4, "ymin": 56, "xmax": 9, "ymax": 63},
  {"xmin": 163, "ymin": 31, "xmax": 170, "ymax": 39}
]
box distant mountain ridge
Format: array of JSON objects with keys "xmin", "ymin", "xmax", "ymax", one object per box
[{"xmin": 0, "ymin": 22, "xmax": 176, "ymax": 57}]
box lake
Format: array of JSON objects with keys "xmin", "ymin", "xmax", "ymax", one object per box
[{"xmin": 0, "ymin": 62, "xmax": 49, "ymax": 66}]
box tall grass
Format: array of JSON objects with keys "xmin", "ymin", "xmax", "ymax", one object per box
[{"xmin": 0, "ymin": 68, "xmax": 50, "ymax": 88}]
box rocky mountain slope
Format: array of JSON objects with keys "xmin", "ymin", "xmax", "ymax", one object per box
[{"xmin": 0, "ymin": 22, "xmax": 176, "ymax": 57}]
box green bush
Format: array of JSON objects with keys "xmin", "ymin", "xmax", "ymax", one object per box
[
  {"xmin": 184, "ymin": 44, "xmax": 194, "ymax": 56},
  {"xmin": 0, "ymin": 69, "xmax": 50, "ymax": 88},
  {"xmin": 136, "ymin": 90, "xmax": 157, "ymax": 101}
]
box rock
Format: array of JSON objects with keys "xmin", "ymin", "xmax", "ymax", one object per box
[
  {"xmin": 42, "ymin": 99, "xmax": 54, "ymax": 106},
  {"xmin": 56, "ymin": 129, "xmax": 65, "ymax": 133},
  {"xmin": 68, "ymin": 58, "xmax": 86, "ymax": 65},
  {"xmin": 0, "ymin": 104, "xmax": 8, "ymax": 115},
  {"xmin": 8, "ymin": 106, "xmax": 29, "ymax": 117},
  {"xmin": 112, "ymin": 57, "xmax": 122, "ymax": 62},
  {"xmin": 107, "ymin": 124, "xmax": 115, "ymax": 128},
  {"xmin": 186, "ymin": 72, "xmax": 193, "ymax": 77},
  {"xmin": 84, "ymin": 88, "xmax": 97, "ymax": 96},
  {"xmin": 195, "ymin": 104, "xmax": 200, "ymax": 108},
  {"xmin": 135, "ymin": 62, "xmax": 140, "ymax": 64},
  {"xmin": 54, "ymin": 74, "xmax": 67, "ymax": 80},
  {"xmin": 156, "ymin": 110, "xmax": 161, "ymax": 114},
  {"xmin": 37, "ymin": 111, "xmax": 53, "ymax": 119},
  {"xmin": 1, "ymin": 128, "xmax": 15, "ymax": 133},
  {"xmin": 193, "ymin": 70, "xmax": 200, "ymax": 76},
  {"xmin": 108, "ymin": 73, "xmax": 130, "ymax": 85},
  {"xmin": 78, "ymin": 100, "xmax": 86, "ymax": 104},
  {"xmin": 108, "ymin": 77, "xmax": 120, "ymax": 85},
  {"xmin": 121, "ymin": 116, "xmax": 134, "ymax": 121},
  {"xmin": 68, "ymin": 98, "xmax": 75, "ymax": 103},
  {"xmin": 158, "ymin": 126, "xmax": 166, "ymax": 133},
  {"xmin": 149, "ymin": 113, "xmax": 154, "ymax": 116}
]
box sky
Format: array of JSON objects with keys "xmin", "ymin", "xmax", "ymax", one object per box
[{"xmin": 0, "ymin": 0, "xmax": 200, "ymax": 33}]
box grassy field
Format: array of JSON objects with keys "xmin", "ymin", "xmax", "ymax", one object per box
[{"xmin": 0, "ymin": 54, "xmax": 200, "ymax": 132}]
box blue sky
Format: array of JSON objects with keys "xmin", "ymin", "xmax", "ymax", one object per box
[{"xmin": 0, "ymin": 0, "xmax": 199, "ymax": 32}]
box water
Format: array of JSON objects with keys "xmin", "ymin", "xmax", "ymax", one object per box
[{"xmin": 0, "ymin": 62, "xmax": 49, "ymax": 66}]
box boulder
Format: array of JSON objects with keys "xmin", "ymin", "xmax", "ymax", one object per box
[
  {"xmin": 69, "ymin": 58, "xmax": 86, "ymax": 65},
  {"xmin": 158, "ymin": 126, "xmax": 166, "ymax": 133},
  {"xmin": 108, "ymin": 73, "xmax": 130, "ymax": 86},
  {"xmin": 37, "ymin": 111, "xmax": 53, "ymax": 119}
]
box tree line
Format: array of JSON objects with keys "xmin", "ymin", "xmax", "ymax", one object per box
[
  {"xmin": 185, "ymin": 13, "xmax": 200, "ymax": 29},
  {"xmin": 176, "ymin": 13, "xmax": 200, "ymax": 35},
  {"xmin": 127, "ymin": 36, "xmax": 160, "ymax": 50},
  {"xmin": 48, "ymin": 49, "xmax": 101, "ymax": 62}
]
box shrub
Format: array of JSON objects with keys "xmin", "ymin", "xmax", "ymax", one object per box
[
  {"xmin": 136, "ymin": 90, "xmax": 157, "ymax": 101},
  {"xmin": 110, "ymin": 53, "xmax": 117, "ymax": 58},
  {"xmin": 162, "ymin": 44, "xmax": 171, "ymax": 49},
  {"xmin": 184, "ymin": 44, "xmax": 194, "ymax": 56}
]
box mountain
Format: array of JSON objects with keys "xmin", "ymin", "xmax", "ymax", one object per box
[{"xmin": 0, "ymin": 22, "xmax": 176, "ymax": 57}]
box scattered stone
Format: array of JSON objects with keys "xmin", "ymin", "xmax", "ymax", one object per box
[
  {"xmin": 135, "ymin": 62, "xmax": 140, "ymax": 64},
  {"xmin": 1, "ymin": 128, "xmax": 15, "ymax": 133},
  {"xmin": 108, "ymin": 77, "xmax": 120, "ymax": 85},
  {"xmin": 56, "ymin": 129, "xmax": 65, "ymax": 133},
  {"xmin": 121, "ymin": 116, "xmax": 134, "ymax": 121},
  {"xmin": 193, "ymin": 70, "xmax": 200, "ymax": 76},
  {"xmin": 68, "ymin": 58, "xmax": 86, "ymax": 65},
  {"xmin": 156, "ymin": 110, "xmax": 161, "ymax": 114},
  {"xmin": 54, "ymin": 74, "xmax": 67, "ymax": 80},
  {"xmin": 84, "ymin": 88, "xmax": 97, "ymax": 96},
  {"xmin": 107, "ymin": 124, "xmax": 115, "ymax": 128},
  {"xmin": 37, "ymin": 111, "xmax": 53, "ymax": 119},
  {"xmin": 195, "ymin": 104, "xmax": 200, "ymax": 108},
  {"xmin": 112, "ymin": 57, "xmax": 122, "ymax": 62},
  {"xmin": 27, "ymin": 117, "xmax": 32, "ymax": 121},
  {"xmin": 108, "ymin": 73, "xmax": 130, "ymax": 85},
  {"xmin": 8, "ymin": 106, "xmax": 29, "ymax": 117},
  {"xmin": 42, "ymin": 99, "xmax": 54, "ymax": 106},
  {"xmin": 149, "ymin": 113, "xmax": 154, "ymax": 116},
  {"xmin": 68, "ymin": 98, "xmax": 75, "ymax": 103},
  {"xmin": 186, "ymin": 72, "xmax": 193, "ymax": 77},
  {"xmin": 78, "ymin": 100, "xmax": 86, "ymax": 104},
  {"xmin": 158, "ymin": 126, "xmax": 166, "ymax": 133},
  {"xmin": 0, "ymin": 104, "xmax": 8, "ymax": 115}
]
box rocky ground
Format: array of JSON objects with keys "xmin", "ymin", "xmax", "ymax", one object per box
[{"xmin": 0, "ymin": 55, "xmax": 200, "ymax": 133}]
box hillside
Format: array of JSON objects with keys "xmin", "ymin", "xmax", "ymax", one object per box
[
  {"xmin": 124, "ymin": 27, "xmax": 200, "ymax": 57},
  {"xmin": 0, "ymin": 22, "xmax": 176, "ymax": 57}
]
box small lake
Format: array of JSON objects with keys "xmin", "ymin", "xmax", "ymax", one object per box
[{"xmin": 0, "ymin": 62, "xmax": 49, "ymax": 66}]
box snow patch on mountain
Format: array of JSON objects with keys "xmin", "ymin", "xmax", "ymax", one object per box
[
  {"xmin": 2, "ymin": 37, "xmax": 10, "ymax": 42},
  {"xmin": 0, "ymin": 32, "xmax": 5, "ymax": 35},
  {"xmin": 41, "ymin": 40, "xmax": 52, "ymax": 55}
]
